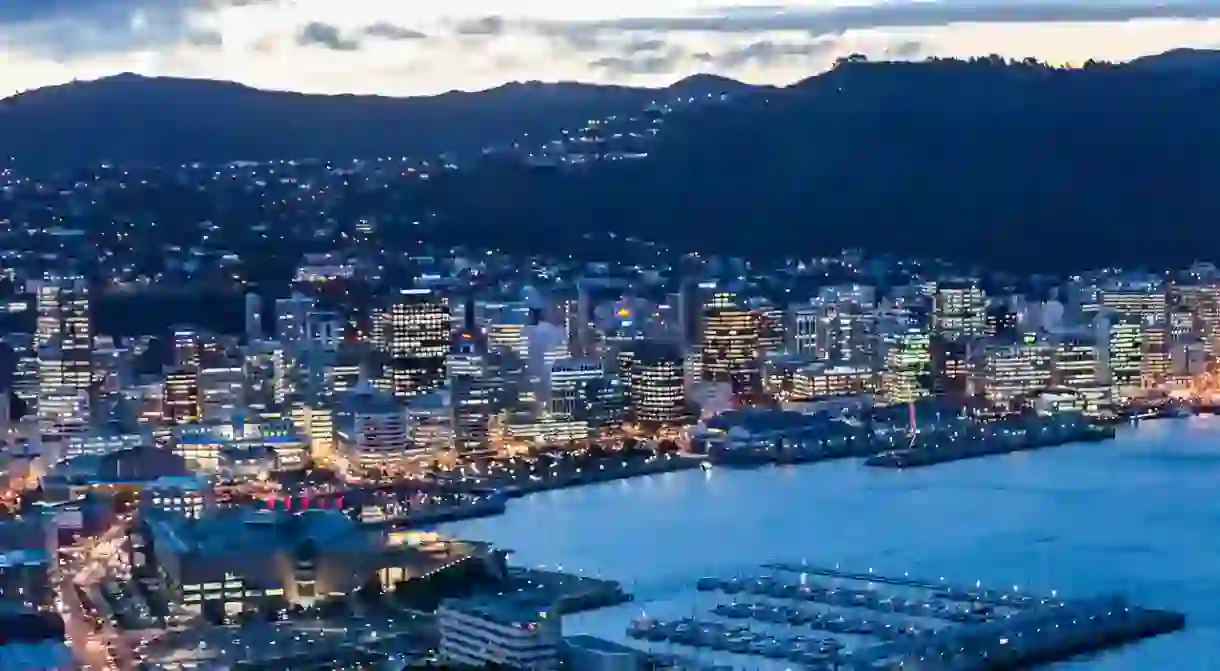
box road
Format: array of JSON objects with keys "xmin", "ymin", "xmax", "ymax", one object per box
[{"xmin": 59, "ymin": 521, "xmax": 139, "ymax": 670}]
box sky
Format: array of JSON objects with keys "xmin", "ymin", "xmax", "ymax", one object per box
[{"xmin": 3, "ymin": 0, "xmax": 1220, "ymax": 97}]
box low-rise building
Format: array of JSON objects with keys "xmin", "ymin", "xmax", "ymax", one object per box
[{"xmin": 439, "ymin": 594, "xmax": 562, "ymax": 670}]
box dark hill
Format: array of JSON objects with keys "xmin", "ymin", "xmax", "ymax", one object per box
[
  {"xmin": 0, "ymin": 73, "xmax": 749, "ymax": 171},
  {"xmin": 427, "ymin": 56, "xmax": 1220, "ymax": 272}
]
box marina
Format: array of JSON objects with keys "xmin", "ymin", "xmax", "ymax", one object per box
[{"xmin": 624, "ymin": 565, "xmax": 1183, "ymax": 670}]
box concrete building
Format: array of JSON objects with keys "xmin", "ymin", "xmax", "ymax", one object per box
[{"xmin": 439, "ymin": 594, "xmax": 562, "ymax": 670}]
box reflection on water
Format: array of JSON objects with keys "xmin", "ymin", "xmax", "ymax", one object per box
[{"xmin": 442, "ymin": 416, "xmax": 1220, "ymax": 670}]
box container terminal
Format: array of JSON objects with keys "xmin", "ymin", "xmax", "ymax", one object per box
[{"xmin": 619, "ymin": 563, "xmax": 1183, "ymax": 670}]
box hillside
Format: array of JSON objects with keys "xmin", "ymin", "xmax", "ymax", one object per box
[
  {"xmin": 425, "ymin": 56, "xmax": 1220, "ymax": 272},
  {"xmin": 0, "ymin": 73, "xmax": 749, "ymax": 171}
]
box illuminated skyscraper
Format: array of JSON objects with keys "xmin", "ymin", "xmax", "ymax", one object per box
[
  {"xmin": 981, "ymin": 338, "xmax": 1053, "ymax": 407},
  {"xmin": 629, "ymin": 342, "xmax": 685, "ymax": 427},
  {"xmin": 700, "ymin": 304, "xmax": 760, "ymax": 400},
  {"xmin": 932, "ymin": 279, "xmax": 985, "ymax": 340},
  {"xmin": 1105, "ymin": 314, "xmax": 1143, "ymax": 398},
  {"xmin": 36, "ymin": 275, "xmax": 92, "ymax": 394},
  {"xmin": 448, "ymin": 326, "xmax": 495, "ymax": 453},
  {"xmin": 164, "ymin": 366, "xmax": 200, "ymax": 425},
  {"xmin": 374, "ymin": 289, "xmax": 452, "ymax": 398},
  {"xmin": 880, "ymin": 327, "xmax": 931, "ymax": 404}
]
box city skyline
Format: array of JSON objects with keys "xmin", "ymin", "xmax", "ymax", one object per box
[{"xmin": 3, "ymin": 0, "xmax": 1220, "ymax": 97}]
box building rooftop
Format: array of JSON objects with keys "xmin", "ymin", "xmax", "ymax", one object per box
[
  {"xmin": 441, "ymin": 593, "xmax": 556, "ymax": 629},
  {"xmin": 146, "ymin": 507, "xmax": 378, "ymax": 558},
  {"xmin": 565, "ymin": 635, "xmax": 640, "ymax": 655}
]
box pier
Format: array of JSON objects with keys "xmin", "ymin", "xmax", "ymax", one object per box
[
  {"xmin": 863, "ymin": 423, "xmax": 1114, "ymax": 469},
  {"xmin": 623, "ymin": 564, "xmax": 1183, "ymax": 670}
]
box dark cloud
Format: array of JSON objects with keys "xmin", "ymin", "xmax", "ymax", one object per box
[
  {"xmin": 454, "ymin": 15, "xmax": 505, "ymax": 36},
  {"xmin": 297, "ymin": 21, "xmax": 360, "ymax": 51},
  {"xmin": 886, "ymin": 39, "xmax": 925, "ymax": 60},
  {"xmin": 187, "ymin": 28, "xmax": 224, "ymax": 47},
  {"xmin": 363, "ymin": 22, "xmax": 427, "ymax": 40},
  {"xmin": 539, "ymin": 1, "xmax": 1220, "ymax": 39}
]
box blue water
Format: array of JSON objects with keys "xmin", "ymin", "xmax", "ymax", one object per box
[{"xmin": 441, "ymin": 416, "xmax": 1220, "ymax": 669}]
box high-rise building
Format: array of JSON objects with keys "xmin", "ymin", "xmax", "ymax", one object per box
[
  {"xmin": 164, "ymin": 366, "xmax": 200, "ymax": 425},
  {"xmin": 982, "ymin": 339, "xmax": 1053, "ymax": 407},
  {"xmin": 448, "ymin": 327, "xmax": 495, "ymax": 453},
  {"xmin": 930, "ymin": 337, "xmax": 971, "ymax": 399},
  {"xmin": 629, "ymin": 342, "xmax": 684, "ymax": 427},
  {"xmin": 700, "ymin": 305, "xmax": 761, "ymax": 400},
  {"xmin": 244, "ymin": 292, "xmax": 263, "ymax": 342},
  {"xmin": 1105, "ymin": 315, "xmax": 1143, "ymax": 398},
  {"xmin": 334, "ymin": 380, "xmax": 410, "ymax": 474},
  {"xmin": 35, "ymin": 275, "xmax": 91, "ymax": 394},
  {"xmin": 880, "ymin": 327, "xmax": 931, "ymax": 404},
  {"xmin": 932, "ymin": 279, "xmax": 985, "ymax": 340},
  {"xmin": 984, "ymin": 304, "xmax": 1019, "ymax": 341},
  {"xmin": 172, "ymin": 326, "xmax": 201, "ymax": 369},
  {"xmin": 1051, "ymin": 336, "xmax": 1108, "ymax": 413},
  {"xmin": 275, "ymin": 293, "xmax": 315, "ymax": 351},
  {"xmin": 1101, "ymin": 285, "xmax": 1167, "ymax": 323},
  {"xmin": 374, "ymin": 289, "xmax": 452, "ymax": 398},
  {"xmin": 1140, "ymin": 319, "xmax": 1171, "ymax": 388}
]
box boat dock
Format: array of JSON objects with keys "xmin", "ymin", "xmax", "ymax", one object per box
[{"xmin": 620, "ymin": 564, "xmax": 1183, "ymax": 670}]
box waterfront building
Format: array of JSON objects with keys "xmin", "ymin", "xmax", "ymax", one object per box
[
  {"xmin": 1051, "ymin": 336, "xmax": 1109, "ymax": 413},
  {"xmin": 700, "ymin": 304, "xmax": 761, "ymax": 401},
  {"xmin": 1141, "ymin": 319, "xmax": 1171, "ymax": 388},
  {"xmin": 439, "ymin": 595, "xmax": 562, "ymax": 671},
  {"xmin": 930, "ymin": 337, "xmax": 972, "ymax": 399},
  {"xmin": 932, "ymin": 279, "xmax": 986, "ymax": 339},
  {"xmin": 1173, "ymin": 283, "xmax": 1220, "ymax": 356},
  {"xmin": 981, "ymin": 339, "xmax": 1054, "ymax": 407},
  {"xmin": 1104, "ymin": 314, "xmax": 1144, "ymax": 400},
  {"xmin": 629, "ymin": 342, "xmax": 685, "ymax": 427},
  {"xmin": 791, "ymin": 363, "xmax": 876, "ymax": 401},
  {"xmin": 138, "ymin": 507, "xmax": 499, "ymax": 620},
  {"xmin": 879, "ymin": 327, "xmax": 931, "ymax": 405}
]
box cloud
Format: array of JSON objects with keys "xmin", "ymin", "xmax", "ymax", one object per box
[
  {"xmin": 537, "ymin": 1, "xmax": 1220, "ymax": 39},
  {"xmin": 363, "ymin": 22, "xmax": 427, "ymax": 40},
  {"xmin": 297, "ymin": 21, "xmax": 360, "ymax": 51},
  {"xmin": 702, "ymin": 38, "xmax": 839, "ymax": 69},
  {"xmin": 591, "ymin": 48, "xmax": 689, "ymax": 75},
  {"xmin": 453, "ymin": 15, "xmax": 505, "ymax": 36}
]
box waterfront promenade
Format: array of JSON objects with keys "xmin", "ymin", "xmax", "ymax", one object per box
[{"xmin": 441, "ymin": 416, "xmax": 1220, "ymax": 670}]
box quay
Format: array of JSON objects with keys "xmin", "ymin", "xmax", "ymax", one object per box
[
  {"xmin": 622, "ymin": 564, "xmax": 1182, "ymax": 670},
  {"xmin": 509, "ymin": 567, "xmax": 633, "ymax": 615},
  {"xmin": 480, "ymin": 454, "xmax": 700, "ymax": 499}
]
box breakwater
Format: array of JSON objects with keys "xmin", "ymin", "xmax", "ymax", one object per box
[{"xmin": 864, "ymin": 423, "xmax": 1115, "ymax": 469}]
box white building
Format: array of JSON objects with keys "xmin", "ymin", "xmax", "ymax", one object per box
[
  {"xmin": 334, "ymin": 381, "xmax": 412, "ymax": 474},
  {"xmin": 439, "ymin": 596, "xmax": 562, "ymax": 670}
]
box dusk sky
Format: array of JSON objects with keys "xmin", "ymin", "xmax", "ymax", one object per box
[{"xmin": 3, "ymin": 0, "xmax": 1220, "ymax": 97}]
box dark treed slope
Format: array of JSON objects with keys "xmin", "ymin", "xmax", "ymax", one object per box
[
  {"xmin": 0, "ymin": 73, "xmax": 746, "ymax": 170},
  {"xmin": 426, "ymin": 55, "xmax": 1220, "ymax": 273}
]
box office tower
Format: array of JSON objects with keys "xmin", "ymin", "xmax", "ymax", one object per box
[
  {"xmin": 448, "ymin": 326, "xmax": 495, "ymax": 453},
  {"xmin": 334, "ymin": 380, "xmax": 410, "ymax": 475},
  {"xmin": 374, "ymin": 289, "xmax": 452, "ymax": 398},
  {"xmin": 930, "ymin": 337, "xmax": 971, "ymax": 399},
  {"xmin": 984, "ymin": 304, "xmax": 1019, "ymax": 340},
  {"xmin": 275, "ymin": 293, "xmax": 315, "ymax": 351},
  {"xmin": 244, "ymin": 292, "xmax": 263, "ymax": 341},
  {"xmin": 1141, "ymin": 319, "xmax": 1171, "ymax": 388},
  {"xmin": 1051, "ymin": 336, "xmax": 1108, "ymax": 412},
  {"xmin": 790, "ymin": 363, "xmax": 876, "ymax": 401},
  {"xmin": 164, "ymin": 366, "xmax": 199, "ymax": 425},
  {"xmin": 527, "ymin": 320, "xmax": 568, "ymax": 408},
  {"xmin": 1104, "ymin": 314, "xmax": 1143, "ymax": 399},
  {"xmin": 932, "ymin": 279, "xmax": 985, "ymax": 340},
  {"xmin": 198, "ymin": 364, "xmax": 244, "ymax": 422},
  {"xmin": 879, "ymin": 327, "xmax": 931, "ymax": 404},
  {"xmin": 629, "ymin": 342, "xmax": 685, "ymax": 427},
  {"xmin": 305, "ymin": 311, "xmax": 344, "ymax": 352},
  {"xmin": 1101, "ymin": 284, "xmax": 1167, "ymax": 323},
  {"xmin": 788, "ymin": 304, "xmax": 824, "ymax": 358},
  {"xmin": 750, "ymin": 301, "xmax": 785, "ymax": 354},
  {"xmin": 982, "ymin": 339, "xmax": 1053, "ymax": 408},
  {"xmin": 172, "ymin": 326, "xmax": 201, "ymax": 369},
  {"xmin": 700, "ymin": 304, "xmax": 761, "ymax": 400},
  {"xmin": 1174, "ymin": 283, "xmax": 1220, "ymax": 356},
  {"xmin": 35, "ymin": 275, "xmax": 91, "ymax": 394}
]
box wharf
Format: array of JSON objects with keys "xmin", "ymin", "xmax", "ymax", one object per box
[
  {"xmin": 620, "ymin": 564, "xmax": 1182, "ymax": 670},
  {"xmin": 509, "ymin": 568, "xmax": 633, "ymax": 615},
  {"xmin": 498, "ymin": 454, "xmax": 699, "ymax": 498}
]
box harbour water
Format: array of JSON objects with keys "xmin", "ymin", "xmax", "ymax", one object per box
[{"xmin": 441, "ymin": 416, "xmax": 1220, "ymax": 670}]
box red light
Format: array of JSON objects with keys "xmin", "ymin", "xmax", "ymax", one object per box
[{"xmin": 336, "ymin": 495, "xmax": 343, "ymax": 509}]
